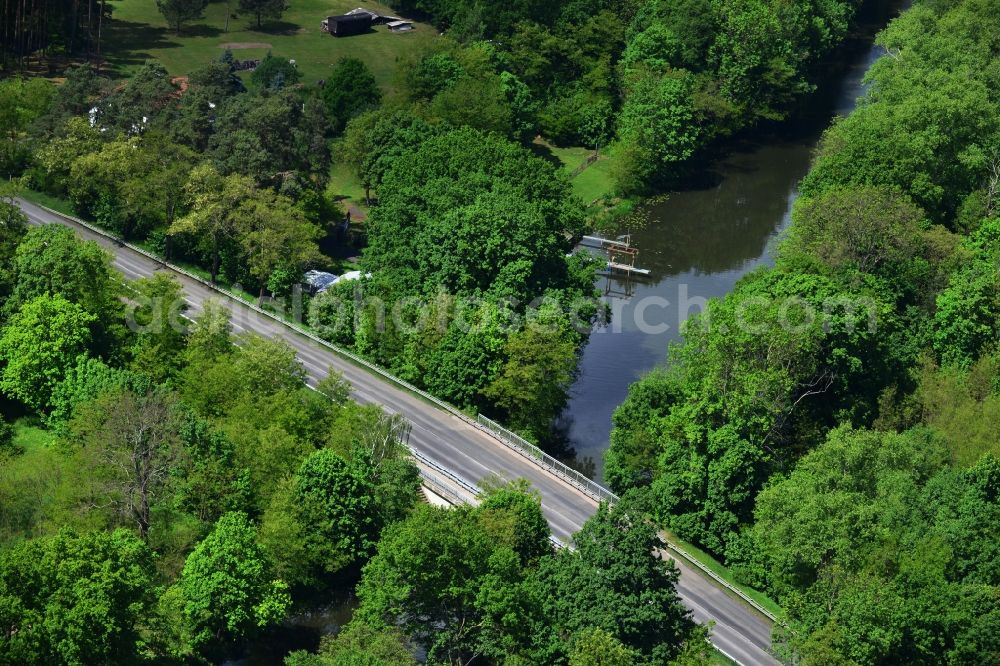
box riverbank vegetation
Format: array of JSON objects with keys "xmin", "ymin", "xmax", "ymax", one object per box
[{"xmin": 608, "ymin": 0, "xmax": 1000, "ymax": 661}]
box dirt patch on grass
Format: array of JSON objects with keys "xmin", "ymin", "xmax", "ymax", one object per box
[{"xmin": 218, "ymin": 42, "xmax": 272, "ymax": 49}]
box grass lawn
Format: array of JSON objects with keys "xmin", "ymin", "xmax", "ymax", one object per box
[
  {"xmin": 326, "ymin": 160, "xmax": 367, "ymax": 209},
  {"xmin": 103, "ymin": 0, "xmax": 437, "ymax": 94},
  {"xmin": 712, "ymin": 649, "xmax": 740, "ymax": 665},
  {"xmin": 13, "ymin": 418, "xmax": 55, "ymax": 452},
  {"xmin": 570, "ymin": 155, "xmax": 614, "ymax": 205},
  {"xmin": 21, "ymin": 188, "xmax": 76, "ymax": 216},
  {"xmin": 532, "ymin": 139, "xmax": 616, "ymax": 205}
]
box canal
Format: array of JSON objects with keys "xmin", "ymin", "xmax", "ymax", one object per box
[{"xmin": 561, "ymin": 0, "xmax": 905, "ymax": 482}]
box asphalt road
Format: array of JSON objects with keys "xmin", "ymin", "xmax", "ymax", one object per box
[{"xmin": 17, "ymin": 198, "xmax": 780, "ymax": 666}]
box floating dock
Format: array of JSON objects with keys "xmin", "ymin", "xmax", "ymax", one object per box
[
  {"xmin": 606, "ymin": 261, "xmax": 650, "ymax": 276},
  {"xmin": 580, "ymin": 235, "xmax": 651, "ymax": 278},
  {"xmin": 581, "ymin": 235, "xmax": 631, "ymax": 250}
]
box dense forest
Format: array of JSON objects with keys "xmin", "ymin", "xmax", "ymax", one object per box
[
  {"xmin": 1, "ymin": 0, "xmax": 998, "ymax": 663},
  {"xmin": 608, "ymin": 0, "xmax": 1000, "ymax": 661},
  {"xmin": 0, "ymin": 208, "xmax": 715, "ymax": 664},
  {"xmin": 0, "ymin": 0, "xmax": 109, "ymax": 70}
]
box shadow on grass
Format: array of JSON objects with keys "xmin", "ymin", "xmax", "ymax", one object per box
[
  {"xmin": 176, "ymin": 23, "xmax": 225, "ymax": 38},
  {"xmin": 525, "ymin": 140, "xmax": 564, "ymax": 169},
  {"xmin": 252, "ymin": 19, "xmax": 303, "ymax": 35},
  {"xmin": 102, "ymin": 19, "xmax": 180, "ymax": 72}
]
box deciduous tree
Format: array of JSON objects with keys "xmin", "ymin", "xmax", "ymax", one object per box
[
  {"xmin": 178, "ymin": 511, "xmax": 290, "ymax": 652},
  {"xmin": 156, "ymin": 0, "xmax": 207, "ymax": 34},
  {"xmin": 170, "ymin": 163, "xmax": 254, "ymax": 284},
  {"xmin": 0, "ymin": 294, "xmax": 95, "ymax": 410},
  {"xmin": 238, "ymin": 0, "xmax": 287, "ymax": 28},
  {"xmin": 69, "ymin": 388, "xmax": 184, "ymax": 539},
  {"xmin": 321, "ymin": 58, "xmax": 381, "ymax": 135},
  {"xmin": 0, "ymin": 529, "xmax": 156, "ymax": 665}
]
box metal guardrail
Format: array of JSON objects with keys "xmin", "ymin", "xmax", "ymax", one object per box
[
  {"xmin": 414, "ymin": 447, "xmax": 566, "ymax": 552},
  {"xmin": 417, "ymin": 471, "xmax": 467, "ymax": 505},
  {"xmin": 661, "ymin": 538, "xmax": 778, "ymax": 624},
  {"xmin": 29, "ymin": 201, "xmax": 777, "ymax": 626},
  {"xmin": 410, "ymin": 447, "xmax": 481, "ymax": 500},
  {"xmin": 477, "ymin": 414, "xmax": 619, "ymax": 504}
]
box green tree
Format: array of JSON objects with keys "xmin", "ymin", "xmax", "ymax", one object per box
[
  {"xmin": 175, "ymin": 414, "xmax": 254, "ymax": 525},
  {"xmin": 407, "ymin": 52, "xmax": 463, "ymax": 100},
  {"xmin": 286, "ymin": 621, "xmax": 416, "ymax": 666},
  {"xmin": 67, "ymin": 136, "xmax": 149, "ymax": 231},
  {"xmin": 933, "ymin": 258, "xmax": 1000, "ymax": 368},
  {"xmin": 621, "ymin": 21, "xmax": 685, "ymax": 72},
  {"xmin": 428, "ymin": 73, "xmax": 515, "ymax": 136},
  {"xmin": 31, "ymin": 117, "xmax": 102, "ymax": 195},
  {"xmin": 68, "ymin": 388, "xmax": 184, "ymax": 539},
  {"xmin": 798, "ymin": 6, "xmax": 998, "ymax": 225},
  {"xmin": 615, "ymin": 70, "xmax": 698, "ymax": 191},
  {"xmin": 782, "ymin": 187, "xmax": 928, "ymax": 277},
  {"xmin": 184, "ymin": 299, "xmax": 233, "ymax": 363},
  {"xmin": 293, "ymin": 448, "xmax": 378, "ymax": 572},
  {"xmin": 250, "ymin": 53, "xmax": 301, "ymax": 90},
  {"xmin": 0, "ymin": 194, "xmax": 27, "ymax": 305},
  {"xmin": 0, "ymin": 294, "xmax": 95, "ymax": 410},
  {"xmin": 229, "ymin": 333, "xmax": 307, "ymax": 396},
  {"xmin": 234, "ymin": 188, "xmax": 322, "ymax": 302},
  {"xmin": 537, "ymin": 499, "xmax": 695, "ymax": 664},
  {"xmin": 0, "ymin": 529, "xmax": 156, "ymax": 665},
  {"xmin": 156, "ymin": 0, "xmax": 206, "ymax": 33},
  {"xmin": 732, "ymin": 427, "xmax": 999, "ymax": 664},
  {"xmin": 609, "ymin": 269, "xmax": 892, "ymax": 553},
  {"xmin": 170, "ymin": 163, "xmax": 255, "ymax": 284},
  {"xmin": 178, "ymin": 511, "xmax": 291, "ymax": 652},
  {"xmin": 351, "ymin": 411, "xmax": 422, "ymax": 529},
  {"xmin": 709, "ymin": 0, "xmax": 805, "ymax": 121},
  {"xmin": 568, "ymin": 627, "xmax": 640, "ymax": 666},
  {"xmin": 238, "ymin": 0, "xmax": 286, "ymax": 28},
  {"xmin": 915, "ymin": 353, "xmax": 1000, "ymax": 466},
  {"xmin": 362, "ymin": 127, "xmax": 586, "ymax": 303},
  {"xmin": 97, "ymin": 63, "xmax": 178, "ymax": 134},
  {"xmin": 46, "ymin": 356, "xmax": 151, "ymax": 429},
  {"xmin": 128, "ymin": 273, "xmax": 189, "ymax": 383},
  {"xmin": 0, "ymin": 414, "xmax": 15, "ymax": 454},
  {"xmin": 4, "ymin": 225, "xmax": 122, "ymax": 347},
  {"xmin": 477, "ymin": 482, "xmax": 552, "ymax": 564},
  {"xmin": 321, "ymin": 58, "xmax": 382, "ymax": 135},
  {"xmin": 356, "ymin": 497, "xmax": 549, "ymax": 663},
  {"xmin": 0, "ymin": 77, "xmax": 54, "ymax": 176},
  {"xmin": 484, "ymin": 309, "xmax": 579, "ymax": 439},
  {"xmin": 209, "ymin": 89, "xmax": 329, "ymax": 183}
]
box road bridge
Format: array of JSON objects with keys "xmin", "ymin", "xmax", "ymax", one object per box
[{"xmin": 15, "ymin": 199, "xmax": 780, "ymax": 666}]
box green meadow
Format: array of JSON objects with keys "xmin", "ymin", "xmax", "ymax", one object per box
[{"xmin": 103, "ymin": 0, "xmax": 437, "ymax": 92}]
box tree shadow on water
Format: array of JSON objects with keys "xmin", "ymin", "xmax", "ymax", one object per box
[{"xmin": 545, "ymin": 414, "xmax": 599, "ymax": 481}]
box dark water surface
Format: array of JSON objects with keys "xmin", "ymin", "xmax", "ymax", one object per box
[{"xmin": 561, "ymin": 0, "xmax": 903, "ymax": 481}]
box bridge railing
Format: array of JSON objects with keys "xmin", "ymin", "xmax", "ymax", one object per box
[
  {"xmin": 410, "ymin": 445, "xmax": 568, "ymax": 550},
  {"xmin": 476, "ymin": 414, "xmax": 619, "ymax": 505}
]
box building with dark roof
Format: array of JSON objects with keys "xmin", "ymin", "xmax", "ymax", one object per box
[{"xmin": 322, "ymin": 13, "xmax": 373, "ymax": 36}]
